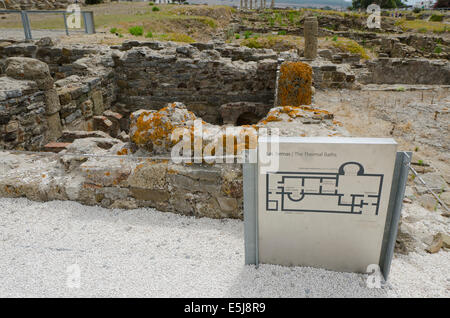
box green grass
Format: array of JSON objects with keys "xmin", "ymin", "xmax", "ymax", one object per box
[
  {"xmin": 429, "ymin": 14, "xmax": 444, "ymax": 22},
  {"xmin": 331, "ymin": 37, "xmax": 369, "ymax": 59},
  {"xmin": 129, "ymin": 25, "xmax": 144, "ymax": 36},
  {"xmin": 396, "ymin": 19, "xmax": 449, "ymax": 33}
]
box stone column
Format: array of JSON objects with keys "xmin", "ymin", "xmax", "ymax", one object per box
[
  {"xmin": 304, "ymin": 16, "xmax": 318, "ymax": 60},
  {"xmin": 250, "ymin": 0, "xmax": 252, "ymax": 10},
  {"xmin": 276, "ymin": 61, "xmax": 313, "ymax": 107},
  {"xmin": 271, "ymin": 0, "xmax": 274, "ymax": 9},
  {"xmin": 244, "ymin": 0, "xmax": 248, "ymax": 9},
  {"xmin": 240, "ymin": 0, "xmax": 243, "ymax": 9}
]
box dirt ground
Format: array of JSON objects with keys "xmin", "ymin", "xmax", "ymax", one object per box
[{"xmin": 315, "ymin": 87, "xmax": 450, "ymax": 188}]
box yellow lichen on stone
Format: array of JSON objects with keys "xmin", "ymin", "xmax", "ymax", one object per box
[{"xmin": 277, "ymin": 61, "xmax": 312, "ymax": 107}]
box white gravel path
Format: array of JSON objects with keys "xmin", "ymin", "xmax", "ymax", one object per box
[{"xmin": 0, "ymin": 198, "xmax": 448, "ymax": 298}]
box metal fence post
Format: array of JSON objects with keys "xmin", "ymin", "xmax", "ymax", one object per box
[
  {"xmin": 20, "ymin": 11, "xmax": 32, "ymax": 40},
  {"xmin": 62, "ymin": 12, "xmax": 69, "ymax": 36},
  {"xmin": 379, "ymin": 151, "xmax": 412, "ymax": 281},
  {"xmin": 243, "ymin": 150, "xmax": 259, "ymax": 266},
  {"xmin": 83, "ymin": 11, "xmax": 96, "ymax": 34}
]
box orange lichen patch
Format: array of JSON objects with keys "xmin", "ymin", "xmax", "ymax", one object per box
[
  {"xmin": 277, "ymin": 62, "xmax": 312, "ymax": 107},
  {"xmin": 258, "ymin": 105, "xmax": 335, "ymax": 126},
  {"xmin": 41, "ymin": 174, "xmax": 46, "ymax": 178},
  {"xmin": 131, "ymin": 104, "xmax": 196, "ymax": 149},
  {"xmin": 104, "ymin": 172, "xmax": 111, "ymax": 176},
  {"xmin": 117, "ymin": 148, "xmax": 129, "ymax": 156}
]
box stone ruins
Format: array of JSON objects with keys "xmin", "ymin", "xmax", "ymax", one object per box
[{"xmin": 0, "ymin": 11, "xmax": 449, "ymax": 220}]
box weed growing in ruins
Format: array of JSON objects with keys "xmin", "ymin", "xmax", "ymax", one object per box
[
  {"xmin": 244, "ymin": 31, "xmax": 253, "ymax": 39},
  {"xmin": 278, "ymin": 30, "xmax": 287, "ymax": 35},
  {"xmin": 148, "ymin": 2, "xmax": 154, "ymax": 5},
  {"xmin": 235, "ymin": 34, "xmax": 240, "ymax": 39},
  {"xmin": 434, "ymin": 45, "xmax": 443, "ymax": 54},
  {"xmin": 129, "ymin": 26, "xmax": 144, "ymax": 36},
  {"xmin": 110, "ymin": 27, "xmax": 118, "ymax": 34},
  {"xmin": 146, "ymin": 31, "xmax": 153, "ymax": 38},
  {"xmin": 430, "ymin": 14, "xmax": 444, "ymax": 22},
  {"xmin": 152, "ymin": 6, "xmax": 160, "ymax": 12},
  {"xmin": 332, "ymin": 38, "xmax": 369, "ymax": 59},
  {"xmin": 332, "ymin": 35, "xmax": 338, "ymax": 42}
]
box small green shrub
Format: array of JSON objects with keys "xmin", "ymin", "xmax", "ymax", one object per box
[
  {"xmin": 332, "ymin": 35, "xmax": 338, "ymax": 41},
  {"xmin": 244, "ymin": 30, "xmax": 253, "ymax": 39},
  {"xmin": 146, "ymin": 31, "xmax": 153, "ymax": 38},
  {"xmin": 235, "ymin": 33, "xmax": 240, "ymax": 39},
  {"xmin": 430, "ymin": 14, "xmax": 444, "ymax": 22},
  {"xmin": 277, "ymin": 30, "xmax": 287, "ymax": 35},
  {"xmin": 129, "ymin": 26, "xmax": 144, "ymax": 36},
  {"xmin": 434, "ymin": 45, "xmax": 443, "ymax": 54},
  {"xmin": 148, "ymin": 2, "xmax": 154, "ymax": 5},
  {"xmin": 109, "ymin": 27, "xmax": 118, "ymax": 34},
  {"xmin": 152, "ymin": 6, "xmax": 160, "ymax": 12}
]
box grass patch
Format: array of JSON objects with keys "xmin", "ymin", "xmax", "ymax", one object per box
[
  {"xmin": 157, "ymin": 32, "xmax": 195, "ymax": 43},
  {"xmin": 429, "ymin": 14, "xmax": 444, "ymax": 22},
  {"xmin": 129, "ymin": 25, "xmax": 144, "ymax": 36},
  {"xmin": 331, "ymin": 37, "xmax": 369, "ymax": 59},
  {"xmin": 396, "ymin": 19, "xmax": 449, "ymax": 33},
  {"xmin": 240, "ymin": 35, "xmax": 301, "ymax": 52}
]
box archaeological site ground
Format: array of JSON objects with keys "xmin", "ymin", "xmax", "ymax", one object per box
[{"xmin": 0, "ymin": 1, "xmax": 448, "ymax": 298}]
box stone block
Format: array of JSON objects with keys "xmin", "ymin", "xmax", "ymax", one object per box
[
  {"xmin": 91, "ymin": 90, "xmax": 104, "ymax": 116},
  {"xmin": 44, "ymin": 89, "xmax": 61, "ymax": 115},
  {"xmin": 46, "ymin": 112, "xmax": 63, "ymax": 141}
]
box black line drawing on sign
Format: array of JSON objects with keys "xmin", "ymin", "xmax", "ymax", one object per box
[{"xmin": 266, "ymin": 162, "xmax": 384, "ymax": 215}]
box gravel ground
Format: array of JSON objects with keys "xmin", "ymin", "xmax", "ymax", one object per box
[
  {"xmin": 0, "ymin": 197, "xmax": 448, "ymax": 298},
  {"xmin": 0, "ymin": 29, "xmax": 84, "ymax": 41}
]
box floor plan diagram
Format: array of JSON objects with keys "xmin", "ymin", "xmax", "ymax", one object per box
[{"xmin": 266, "ymin": 162, "xmax": 384, "ymax": 215}]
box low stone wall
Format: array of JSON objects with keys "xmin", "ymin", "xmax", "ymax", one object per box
[
  {"xmin": 0, "ymin": 147, "xmax": 244, "ymax": 219},
  {"xmin": 364, "ymin": 58, "xmax": 450, "ymax": 85},
  {"xmin": 3, "ymin": 0, "xmax": 73, "ymax": 10}
]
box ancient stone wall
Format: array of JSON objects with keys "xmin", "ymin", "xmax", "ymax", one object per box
[
  {"xmin": 0, "ymin": 77, "xmax": 48, "ymax": 150},
  {"xmin": 3, "ymin": 0, "xmax": 73, "ymax": 10},
  {"xmin": 113, "ymin": 41, "xmax": 278, "ymax": 124},
  {"xmin": 364, "ymin": 58, "xmax": 450, "ymax": 85}
]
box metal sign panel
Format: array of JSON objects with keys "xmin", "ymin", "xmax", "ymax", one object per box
[{"xmin": 256, "ymin": 137, "xmax": 397, "ymax": 273}]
